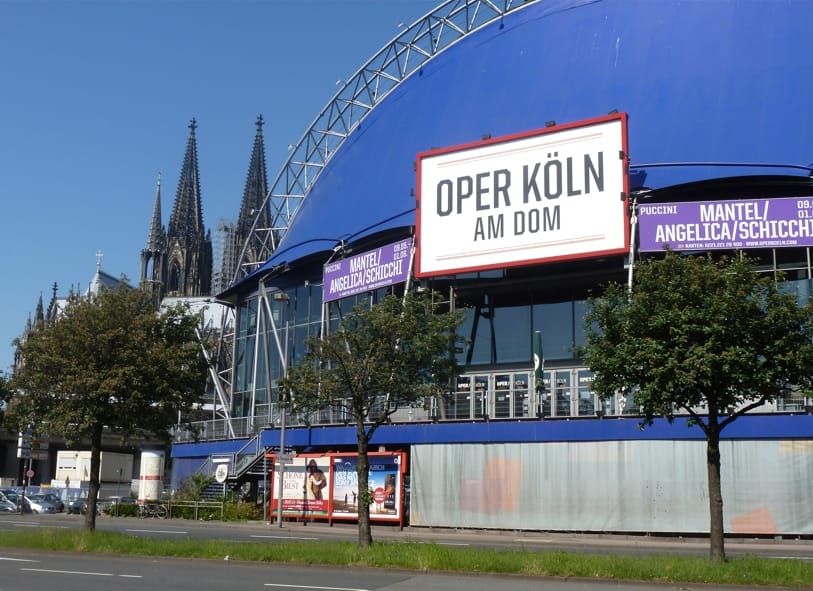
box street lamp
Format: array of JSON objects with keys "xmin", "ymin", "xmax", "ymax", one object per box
[{"xmin": 261, "ymin": 285, "xmax": 290, "ymax": 528}]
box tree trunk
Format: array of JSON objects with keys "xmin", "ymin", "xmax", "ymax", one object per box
[
  {"xmin": 706, "ymin": 425, "xmax": 726, "ymax": 561},
  {"xmin": 84, "ymin": 425, "xmax": 103, "ymax": 531},
  {"xmin": 356, "ymin": 419, "xmax": 372, "ymax": 548}
]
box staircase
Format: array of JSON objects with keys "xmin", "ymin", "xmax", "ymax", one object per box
[{"xmin": 191, "ymin": 434, "xmax": 270, "ymax": 502}]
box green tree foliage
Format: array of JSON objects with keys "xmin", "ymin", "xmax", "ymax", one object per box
[
  {"xmin": 583, "ymin": 252, "xmax": 813, "ymax": 561},
  {"xmin": 281, "ymin": 290, "xmax": 464, "ymax": 547},
  {"xmin": 7, "ymin": 284, "xmax": 207, "ymax": 530}
]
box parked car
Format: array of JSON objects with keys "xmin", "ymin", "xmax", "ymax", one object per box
[
  {"xmin": 0, "ymin": 498, "xmax": 15, "ymax": 513},
  {"xmin": 0, "ymin": 489, "xmax": 30, "ymax": 513},
  {"xmin": 25, "ymin": 495, "xmax": 57, "ymax": 514},
  {"xmin": 68, "ymin": 498, "xmax": 89, "ymax": 515},
  {"xmin": 39, "ymin": 492, "xmax": 65, "ymax": 512}
]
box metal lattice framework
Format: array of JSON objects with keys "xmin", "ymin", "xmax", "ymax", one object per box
[
  {"xmin": 233, "ymin": 0, "xmax": 531, "ymax": 281},
  {"xmin": 200, "ymin": 1, "xmax": 532, "ymax": 439}
]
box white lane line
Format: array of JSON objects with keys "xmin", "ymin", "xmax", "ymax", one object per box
[
  {"xmin": 21, "ymin": 568, "xmax": 142, "ymax": 578},
  {"xmin": 251, "ymin": 535, "xmax": 320, "ymax": 541},
  {"xmin": 21, "ymin": 568, "xmax": 113, "ymax": 576},
  {"xmin": 0, "ymin": 557, "xmax": 39, "ymax": 562},
  {"xmin": 417, "ymin": 541, "xmax": 470, "ymax": 547},
  {"xmin": 264, "ymin": 585, "xmax": 368, "ymax": 591},
  {"xmin": 513, "ymin": 538, "xmax": 554, "ymax": 543},
  {"xmin": 125, "ymin": 528, "xmax": 188, "ymax": 534}
]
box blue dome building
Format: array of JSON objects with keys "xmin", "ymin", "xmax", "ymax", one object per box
[{"xmin": 175, "ymin": 0, "xmax": 813, "ymax": 535}]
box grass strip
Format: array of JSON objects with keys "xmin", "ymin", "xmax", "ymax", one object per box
[{"xmin": 1, "ymin": 528, "xmax": 811, "ymax": 588}]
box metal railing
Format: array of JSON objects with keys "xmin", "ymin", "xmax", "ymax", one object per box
[{"xmin": 175, "ymin": 392, "xmax": 811, "ymax": 443}]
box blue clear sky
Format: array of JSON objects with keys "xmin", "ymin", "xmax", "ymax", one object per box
[{"xmin": 0, "ymin": 0, "xmax": 441, "ymax": 373}]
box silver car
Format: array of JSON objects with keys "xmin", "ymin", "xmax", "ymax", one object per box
[{"xmin": 25, "ymin": 495, "xmax": 57, "ymax": 514}]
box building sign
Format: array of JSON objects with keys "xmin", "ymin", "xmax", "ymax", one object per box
[
  {"xmin": 322, "ymin": 238, "xmax": 413, "ymax": 303},
  {"xmin": 416, "ymin": 114, "xmax": 629, "ymax": 277},
  {"xmin": 638, "ymin": 197, "xmax": 813, "ymax": 252}
]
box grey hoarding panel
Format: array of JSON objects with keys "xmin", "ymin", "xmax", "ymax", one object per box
[{"xmin": 410, "ymin": 440, "xmax": 813, "ymax": 535}]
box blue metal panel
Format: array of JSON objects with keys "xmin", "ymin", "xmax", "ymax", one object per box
[
  {"xmin": 173, "ymin": 415, "xmax": 813, "ymax": 471},
  {"xmin": 171, "ymin": 439, "xmax": 245, "ymax": 458},
  {"xmin": 248, "ymin": 414, "xmax": 813, "ymax": 449},
  {"xmin": 252, "ymin": 0, "xmax": 813, "ymax": 275}
]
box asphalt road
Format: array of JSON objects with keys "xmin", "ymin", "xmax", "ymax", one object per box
[
  {"xmin": 0, "ymin": 512, "xmax": 811, "ymax": 591},
  {"xmin": 0, "ymin": 548, "xmax": 791, "ymax": 591}
]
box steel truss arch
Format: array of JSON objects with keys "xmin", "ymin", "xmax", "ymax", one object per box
[{"xmin": 233, "ymin": 0, "xmax": 530, "ymax": 282}]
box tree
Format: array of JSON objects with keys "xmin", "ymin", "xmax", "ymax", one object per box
[
  {"xmin": 583, "ymin": 251, "xmax": 813, "ymax": 561},
  {"xmin": 7, "ymin": 284, "xmax": 207, "ymax": 530},
  {"xmin": 281, "ymin": 290, "xmax": 464, "ymax": 547}
]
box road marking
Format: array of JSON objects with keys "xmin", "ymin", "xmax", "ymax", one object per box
[
  {"xmin": 22, "ymin": 568, "xmax": 112, "ymax": 576},
  {"xmin": 417, "ymin": 541, "xmax": 470, "ymax": 547},
  {"xmin": 264, "ymin": 585, "xmax": 368, "ymax": 591},
  {"xmin": 125, "ymin": 528, "xmax": 188, "ymax": 534},
  {"xmin": 0, "ymin": 557, "xmax": 38, "ymax": 562},
  {"xmin": 21, "ymin": 568, "xmax": 142, "ymax": 578},
  {"xmin": 4, "ymin": 522, "xmax": 70, "ymax": 530},
  {"xmin": 251, "ymin": 535, "xmax": 320, "ymax": 541},
  {"xmin": 513, "ymin": 538, "xmax": 554, "ymax": 543}
]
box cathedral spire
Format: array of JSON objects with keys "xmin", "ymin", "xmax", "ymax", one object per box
[
  {"xmin": 169, "ymin": 117, "xmax": 205, "ymax": 239},
  {"xmin": 162, "ymin": 118, "xmax": 213, "ymax": 297},
  {"xmin": 141, "ymin": 173, "xmax": 167, "ymax": 294},
  {"xmin": 35, "ymin": 292, "xmax": 44, "ymax": 326},
  {"xmin": 236, "ymin": 114, "xmax": 271, "ymax": 270},
  {"xmin": 147, "ymin": 173, "xmax": 164, "ymax": 250},
  {"xmin": 46, "ymin": 282, "xmax": 59, "ymax": 323}
]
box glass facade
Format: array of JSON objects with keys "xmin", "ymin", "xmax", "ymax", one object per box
[{"xmin": 227, "ymin": 251, "xmax": 813, "ymax": 425}]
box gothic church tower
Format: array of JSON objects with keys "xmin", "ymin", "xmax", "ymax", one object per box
[
  {"xmin": 140, "ymin": 174, "xmax": 166, "ymax": 295},
  {"xmin": 141, "ymin": 118, "xmax": 213, "ymax": 298},
  {"xmin": 235, "ymin": 114, "xmax": 271, "ymax": 276}
]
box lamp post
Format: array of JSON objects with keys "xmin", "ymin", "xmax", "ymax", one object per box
[
  {"xmin": 277, "ymin": 387, "xmax": 287, "ymax": 528},
  {"xmin": 262, "ymin": 287, "xmax": 290, "ymax": 528}
]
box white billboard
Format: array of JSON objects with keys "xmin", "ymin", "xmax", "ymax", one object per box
[{"xmin": 416, "ymin": 114, "xmax": 629, "ymax": 277}]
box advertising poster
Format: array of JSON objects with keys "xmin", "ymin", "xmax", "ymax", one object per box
[
  {"xmin": 331, "ymin": 452, "xmax": 404, "ymax": 522},
  {"xmin": 322, "ymin": 238, "xmax": 413, "ymax": 303},
  {"xmin": 271, "ymin": 455, "xmax": 330, "ymax": 516}
]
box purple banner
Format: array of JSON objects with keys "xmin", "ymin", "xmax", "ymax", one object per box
[
  {"xmin": 322, "ymin": 238, "xmax": 413, "ymax": 303},
  {"xmin": 638, "ymin": 197, "xmax": 813, "ymax": 252}
]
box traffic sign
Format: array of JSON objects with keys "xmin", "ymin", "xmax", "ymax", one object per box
[
  {"xmin": 25, "ymin": 469, "xmax": 34, "ymax": 479},
  {"xmin": 214, "ymin": 464, "xmax": 228, "ymax": 483}
]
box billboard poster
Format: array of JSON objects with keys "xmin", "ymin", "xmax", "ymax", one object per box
[
  {"xmin": 323, "ymin": 238, "xmax": 413, "ymax": 303},
  {"xmin": 416, "ymin": 114, "xmax": 629, "ymax": 277},
  {"xmin": 638, "ymin": 197, "xmax": 813, "ymax": 252},
  {"xmin": 331, "ymin": 453, "xmax": 404, "ymax": 522},
  {"xmin": 271, "ymin": 456, "xmax": 330, "ymax": 516}
]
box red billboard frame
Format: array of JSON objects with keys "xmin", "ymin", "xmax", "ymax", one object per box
[{"xmin": 268, "ymin": 450, "xmax": 408, "ymax": 528}]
